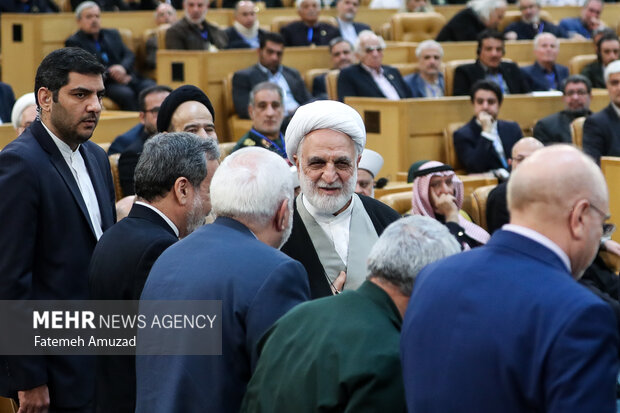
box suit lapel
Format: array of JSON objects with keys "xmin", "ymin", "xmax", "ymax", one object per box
[
  {"xmin": 81, "ymin": 143, "xmax": 113, "ymax": 230},
  {"xmin": 357, "ymin": 65, "xmax": 385, "ymax": 97}
]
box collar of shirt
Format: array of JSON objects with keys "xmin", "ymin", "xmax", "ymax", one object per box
[
  {"xmin": 361, "ymin": 63, "xmax": 383, "ymax": 76},
  {"xmin": 611, "ymin": 101, "xmax": 620, "ymax": 118},
  {"xmin": 135, "ymin": 201, "xmax": 180, "ymax": 238},
  {"xmin": 257, "ymin": 62, "xmax": 282, "ymax": 76},
  {"xmin": 302, "ymin": 192, "xmax": 354, "ymax": 223},
  {"xmin": 502, "ymin": 224, "xmax": 572, "ymax": 273},
  {"xmin": 479, "ymin": 61, "xmax": 500, "ymax": 75},
  {"xmin": 42, "ymin": 120, "xmax": 80, "ymax": 161}
]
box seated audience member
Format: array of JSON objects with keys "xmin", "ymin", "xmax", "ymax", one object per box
[
  {"xmin": 533, "ymin": 75, "xmax": 592, "ymax": 144},
  {"xmin": 454, "ymin": 80, "xmax": 522, "ymax": 176},
  {"xmin": 453, "ymin": 30, "xmax": 530, "ymax": 96},
  {"xmin": 66, "ymin": 2, "xmax": 155, "ymax": 111},
  {"xmin": 313, "ymin": 37, "xmax": 354, "ymax": 99},
  {"xmin": 165, "ymin": 0, "xmax": 228, "ymax": 50},
  {"xmin": 338, "ymin": 31, "xmax": 412, "ymax": 101},
  {"xmin": 0, "ymin": 0, "xmax": 57, "ymax": 12},
  {"xmin": 581, "ymin": 32, "xmax": 619, "ymax": 89},
  {"xmin": 504, "ymin": 0, "xmax": 567, "ymax": 40},
  {"xmin": 118, "ymin": 86, "xmax": 172, "ymax": 196},
  {"xmin": 369, "ymin": 0, "xmax": 432, "ymax": 11},
  {"xmin": 0, "ymin": 82, "xmax": 15, "ymax": 124},
  {"xmin": 10, "ymin": 93, "xmax": 37, "ymax": 136},
  {"xmin": 335, "ymin": 0, "xmax": 370, "ymax": 46},
  {"xmin": 232, "ymin": 82, "xmax": 287, "ymax": 159},
  {"xmin": 521, "ymin": 33, "xmax": 568, "ymax": 91},
  {"xmin": 89, "ymin": 133, "xmax": 219, "ymax": 413},
  {"xmin": 486, "ymin": 137, "xmax": 543, "ymax": 233},
  {"xmin": 559, "ymin": 0, "xmax": 604, "ymax": 39},
  {"xmin": 583, "ymin": 60, "xmax": 620, "ymax": 164},
  {"xmin": 225, "ymin": 1, "xmax": 265, "ymax": 49},
  {"xmin": 410, "ymin": 160, "xmax": 490, "ymax": 249},
  {"xmin": 233, "ymin": 32, "xmax": 312, "ymax": 119},
  {"xmin": 405, "ymin": 40, "xmax": 444, "ymax": 98},
  {"xmin": 144, "ymin": 3, "xmax": 178, "ymax": 71},
  {"xmin": 156, "ymin": 84, "xmax": 218, "ymax": 139},
  {"xmin": 356, "ymin": 149, "xmax": 384, "ymax": 198},
  {"xmin": 240, "ymin": 215, "xmax": 460, "ymax": 413},
  {"xmin": 280, "ymin": 0, "xmax": 339, "ymax": 47},
  {"xmin": 436, "ymin": 0, "xmax": 506, "ymax": 42},
  {"xmin": 136, "ymin": 147, "xmax": 310, "ymax": 413}
]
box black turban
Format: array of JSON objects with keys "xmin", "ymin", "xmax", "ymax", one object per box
[{"xmin": 156, "ymin": 85, "xmax": 215, "ymax": 132}]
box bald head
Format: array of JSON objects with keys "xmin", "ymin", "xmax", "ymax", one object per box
[{"xmin": 510, "ymin": 137, "xmax": 543, "ymax": 170}]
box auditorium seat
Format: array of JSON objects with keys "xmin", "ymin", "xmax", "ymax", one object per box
[
  {"xmin": 378, "ymin": 191, "xmax": 411, "ymax": 215},
  {"xmin": 108, "ymin": 153, "xmax": 123, "ymax": 202},
  {"xmin": 389, "ymin": 12, "xmax": 446, "ymax": 42},
  {"xmin": 304, "ymin": 68, "xmax": 330, "ymax": 94},
  {"xmin": 568, "ymin": 54, "xmax": 597, "ymax": 75},
  {"xmin": 465, "ymin": 184, "xmax": 496, "ymax": 230},
  {"xmin": 444, "ymin": 59, "xmax": 475, "ymax": 96},
  {"xmin": 223, "ymin": 72, "xmax": 253, "ymax": 141},
  {"xmin": 326, "ymin": 69, "xmax": 340, "ymax": 101},
  {"xmin": 570, "ymin": 116, "xmax": 585, "ymax": 148},
  {"xmin": 444, "ymin": 122, "xmax": 466, "ymax": 173},
  {"xmin": 498, "ymin": 10, "xmax": 553, "ymax": 32}
]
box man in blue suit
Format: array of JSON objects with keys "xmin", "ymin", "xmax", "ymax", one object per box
[
  {"xmin": 0, "ymin": 47, "xmax": 116, "ymax": 412},
  {"xmin": 136, "ymin": 147, "xmax": 310, "ymax": 413},
  {"xmin": 404, "ymin": 40, "xmax": 445, "ymax": 98},
  {"xmin": 521, "ymin": 33, "xmax": 569, "ymax": 91},
  {"xmin": 401, "ymin": 145, "xmax": 619, "ymax": 413},
  {"xmin": 89, "ymin": 133, "xmax": 220, "ymax": 413},
  {"xmin": 338, "ymin": 31, "xmax": 411, "ymax": 101},
  {"xmin": 453, "ymin": 80, "xmax": 522, "ymax": 176}
]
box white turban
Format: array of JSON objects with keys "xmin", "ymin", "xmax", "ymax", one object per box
[
  {"xmin": 284, "ymin": 100, "xmax": 366, "ymax": 163},
  {"xmin": 358, "ymin": 149, "xmax": 384, "ymax": 177},
  {"xmin": 11, "ymin": 93, "xmax": 36, "ymax": 130}
]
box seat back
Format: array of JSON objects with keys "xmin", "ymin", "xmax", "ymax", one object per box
[
  {"xmin": 378, "ymin": 191, "xmax": 411, "ymax": 215},
  {"xmin": 218, "ymin": 142, "xmax": 237, "ymax": 159},
  {"xmin": 444, "ymin": 59, "xmax": 475, "ymax": 96},
  {"xmin": 108, "ymin": 153, "xmax": 123, "ymax": 202},
  {"xmin": 498, "ymin": 10, "xmax": 553, "ymax": 32},
  {"xmin": 326, "ymin": 69, "xmax": 340, "ymax": 100},
  {"xmin": 392, "ymin": 62, "xmax": 419, "ymax": 77},
  {"xmin": 444, "ymin": 122, "xmax": 466, "ymax": 172},
  {"xmin": 390, "ymin": 12, "xmax": 446, "ymax": 42},
  {"xmin": 304, "ymin": 68, "xmax": 330, "ymax": 94},
  {"xmin": 568, "ymin": 54, "xmax": 597, "ymax": 75},
  {"xmin": 224, "ymin": 72, "xmax": 254, "ymax": 142},
  {"xmin": 570, "ymin": 116, "xmax": 586, "ymax": 148},
  {"xmin": 466, "ymin": 184, "xmax": 497, "ymax": 230}
]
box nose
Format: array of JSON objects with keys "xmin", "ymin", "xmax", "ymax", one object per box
[
  {"xmin": 87, "ymin": 95, "xmax": 102, "ymax": 113},
  {"xmin": 321, "ymin": 163, "xmax": 338, "ymax": 184},
  {"xmin": 195, "ymin": 128, "xmax": 209, "ymax": 139}
]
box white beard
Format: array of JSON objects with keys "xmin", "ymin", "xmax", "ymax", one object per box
[{"xmin": 300, "ymin": 169, "xmax": 357, "ymax": 215}]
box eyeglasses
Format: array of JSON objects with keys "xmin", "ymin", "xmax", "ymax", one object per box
[
  {"xmin": 365, "ymin": 46, "xmax": 384, "ymax": 53},
  {"xmin": 589, "ymin": 202, "xmax": 616, "ymax": 238},
  {"xmin": 565, "ymin": 90, "xmax": 588, "ymax": 96}
]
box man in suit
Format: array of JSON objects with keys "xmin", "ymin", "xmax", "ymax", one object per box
[
  {"xmin": 454, "ymin": 80, "xmax": 522, "ymax": 176},
  {"xmin": 338, "ymin": 30, "xmax": 412, "ymax": 102},
  {"xmin": 281, "ymin": 100, "xmax": 401, "ymax": 298},
  {"xmin": 521, "ymin": 33, "xmax": 569, "ymax": 91},
  {"xmin": 117, "ymin": 85, "xmax": 172, "ymax": 195},
  {"xmin": 533, "ymin": 74, "xmax": 592, "ymax": 145},
  {"xmin": 559, "ymin": 0, "xmax": 604, "ymax": 39},
  {"xmin": 156, "ymin": 84, "xmax": 218, "ymax": 140},
  {"xmin": 66, "ymin": 1, "xmax": 155, "ymax": 111},
  {"xmin": 453, "ymin": 30, "xmax": 530, "ymax": 96},
  {"xmin": 165, "ymin": 0, "xmax": 228, "ymax": 50},
  {"xmin": 0, "ymin": 81, "xmax": 16, "ymax": 124},
  {"xmin": 135, "ymin": 147, "xmax": 310, "ymax": 412},
  {"xmin": 233, "ymin": 32, "xmax": 312, "ymax": 119},
  {"xmin": 89, "ymin": 133, "xmax": 219, "ymax": 413},
  {"xmin": 280, "ymin": 0, "xmax": 339, "ymax": 47},
  {"xmin": 404, "ymin": 40, "xmax": 445, "ymax": 98},
  {"xmin": 401, "ymin": 144, "xmax": 619, "ymax": 412},
  {"xmin": 241, "ymin": 216, "xmax": 460, "ymax": 413},
  {"xmin": 225, "ymin": 0, "xmax": 265, "ymax": 49},
  {"xmin": 436, "ymin": 0, "xmax": 506, "ymax": 42},
  {"xmin": 312, "ymin": 37, "xmax": 354, "ymax": 99},
  {"xmin": 0, "ymin": 47, "xmax": 116, "ymax": 412},
  {"xmin": 335, "ymin": 0, "xmax": 369, "ymax": 46},
  {"xmin": 581, "ymin": 32, "xmax": 619, "ymax": 89},
  {"xmin": 504, "ymin": 0, "xmax": 567, "ymax": 40},
  {"xmin": 584, "ymin": 60, "xmax": 620, "ymax": 164}
]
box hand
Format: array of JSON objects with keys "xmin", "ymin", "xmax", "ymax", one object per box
[
  {"xmin": 504, "ymin": 31, "xmax": 517, "ymax": 41},
  {"xmin": 330, "ymin": 271, "xmax": 346, "ymax": 295},
  {"xmin": 603, "ymin": 240, "xmax": 620, "ymax": 257},
  {"xmin": 430, "ymin": 190, "xmax": 459, "ymax": 223},
  {"xmin": 17, "ymin": 384, "xmax": 49, "ymax": 413},
  {"xmin": 107, "ymin": 65, "xmax": 129, "ymax": 84},
  {"xmin": 477, "ymin": 111, "xmax": 494, "ymax": 133}
]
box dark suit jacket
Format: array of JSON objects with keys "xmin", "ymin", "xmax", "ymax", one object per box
[
  {"xmin": 135, "ymin": 217, "xmax": 310, "ymax": 413},
  {"xmin": 503, "ymin": 19, "xmax": 568, "ymax": 40},
  {"xmin": 337, "ymin": 20, "xmax": 370, "ymax": 38},
  {"xmin": 118, "ymin": 130, "xmax": 150, "ymax": 196},
  {"xmin": 281, "ymin": 194, "xmax": 400, "ymax": 299},
  {"xmin": 312, "ymin": 72, "xmax": 328, "ymax": 99},
  {"xmin": 0, "ymin": 82, "xmax": 15, "ymax": 124},
  {"xmin": 232, "ymin": 64, "xmax": 312, "ymax": 119},
  {"xmin": 0, "ymin": 120, "xmax": 116, "ymax": 408},
  {"xmin": 485, "ymin": 181, "xmax": 508, "ymax": 234},
  {"xmin": 280, "ymin": 21, "xmax": 339, "ymax": 47},
  {"xmin": 224, "ymin": 27, "xmax": 266, "ymax": 49},
  {"xmin": 108, "ymin": 123, "xmax": 143, "ymax": 155},
  {"xmin": 89, "ymin": 203, "xmax": 178, "ymax": 413},
  {"xmin": 453, "ymin": 117, "xmax": 522, "ymax": 173},
  {"xmin": 337, "ymin": 64, "xmax": 412, "ymax": 102},
  {"xmin": 436, "ymin": 7, "xmax": 487, "ymax": 42},
  {"xmin": 65, "ymin": 28, "xmax": 135, "ymax": 73},
  {"xmin": 583, "ymin": 103, "xmax": 620, "ymax": 164},
  {"xmin": 401, "ymin": 230, "xmax": 619, "ymax": 412},
  {"xmin": 165, "ymin": 17, "xmax": 228, "ymax": 50},
  {"xmin": 453, "ymin": 61, "xmax": 531, "ymax": 96},
  {"xmin": 404, "ymin": 72, "xmax": 445, "ymax": 97},
  {"xmin": 533, "ymin": 109, "xmax": 591, "ymax": 145},
  {"xmin": 0, "ymin": 0, "xmax": 57, "ymax": 12},
  {"xmin": 581, "ymin": 60, "xmax": 605, "ymax": 89},
  {"xmin": 521, "ymin": 62, "xmax": 569, "ymax": 91}
]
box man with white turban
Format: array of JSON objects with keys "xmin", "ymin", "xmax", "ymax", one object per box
[
  {"xmin": 281, "ymin": 100, "xmax": 400, "ymax": 298},
  {"xmin": 11, "ymin": 92, "xmax": 37, "ymax": 136}
]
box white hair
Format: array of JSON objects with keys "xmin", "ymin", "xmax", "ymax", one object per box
[
  {"xmin": 296, "ymin": 0, "xmax": 320, "ymax": 9},
  {"xmin": 11, "ymin": 93, "xmax": 36, "ymax": 130},
  {"xmin": 605, "ymin": 60, "xmax": 620, "ymax": 83},
  {"xmin": 468, "ymin": 0, "xmax": 507, "ymax": 22},
  {"xmin": 75, "ymin": 1, "xmax": 98, "ymax": 18},
  {"xmin": 210, "ymin": 147, "xmax": 294, "ymax": 228},
  {"xmin": 367, "ymin": 215, "xmax": 461, "ymax": 295},
  {"xmin": 354, "ymin": 30, "xmax": 386, "ymax": 55},
  {"xmin": 533, "ymin": 32, "xmax": 558, "ymax": 50},
  {"xmin": 284, "ymin": 100, "xmax": 366, "ymax": 163},
  {"xmin": 415, "ymin": 40, "xmax": 444, "ymax": 58}
]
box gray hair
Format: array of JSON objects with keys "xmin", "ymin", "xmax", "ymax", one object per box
[
  {"xmin": 354, "ymin": 30, "xmax": 386, "ymax": 55},
  {"xmin": 210, "ymin": 147, "xmax": 294, "ymax": 228},
  {"xmin": 468, "ymin": 0, "xmax": 507, "ymax": 22},
  {"xmin": 605, "ymin": 60, "xmax": 620, "ymax": 83},
  {"xmin": 367, "ymin": 215, "xmax": 460, "ymax": 296},
  {"xmin": 533, "ymin": 32, "xmax": 558, "ymax": 50},
  {"xmin": 134, "ymin": 132, "xmax": 220, "ymax": 202},
  {"xmin": 296, "ymin": 0, "xmax": 320, "ymax": 9},
  {"xmin": 249, "ymin": 82, "xmax": 284, "ymax": 107},
  {"xmin": 415, "ymin": 40, "xmax": 444, "ymax": 58},
  {"xmin": 75, "ymin": 1, "xmax": 98, "ymax": 18}
]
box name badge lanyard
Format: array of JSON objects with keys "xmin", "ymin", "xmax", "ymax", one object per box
[{"xmin": 251, "ymin": 128, "xmax": 287, "ymax": 158}]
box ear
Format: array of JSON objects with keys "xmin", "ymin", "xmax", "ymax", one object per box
[
  {"xmin": 248, "ymin": 104, "xmax": 254, "ymax": 120},
  {"xmin": 173, "ymin": 177, "xmax": 192, "ymax": 206},
  {"xmin": 139, "ymin": 111, "xmax": 146, "ymax": 125},
  {"xmin": 568, "ymin": 199, "xmax": 589, "ymax": 240},
  {"xmin": 37, "ymin": 88, "xmax": 53, "ymax": 113},
  {"xmin": 508, "ymin": 158, "xmax": 513, "ymax": 167},
  {"xmin": 356, "ymin": 153, "xmax": 362, "ymax": 168},
  {"xmin": 293, "ymin": 154, "xmax": 300, "ymax": 169},
  {"xmin": 274, "ymin": 199, "xmax": 289, "ymax": 232}
]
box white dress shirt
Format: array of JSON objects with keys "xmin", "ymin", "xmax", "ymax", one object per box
[
  {"xmin": 135, "ymin": 201, "xmax": 179, "ymax": 238},
  {"xmin": 361, "ymin": 63, "xmax": 401, "ymax": 100}
]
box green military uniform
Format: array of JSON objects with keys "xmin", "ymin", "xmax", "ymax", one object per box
[
  {"xmin": 232, "ymin": 129, "xmax": 287, "ymax": 159},
  {"xmin": 581, "ymin": 61, "xmax": 605, "ymax": 89},
  {"xmin": 241, "ymin": 280, "xmax": 406, "ymax": 413}
]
